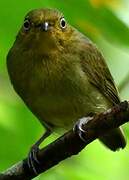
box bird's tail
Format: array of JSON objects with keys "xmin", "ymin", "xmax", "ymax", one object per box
[{"xmin": 99, "ymin": 127, "xmax": 126, "ymax": 151}]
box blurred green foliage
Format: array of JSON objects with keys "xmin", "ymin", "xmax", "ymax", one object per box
[{"xmin": 1, "ymin": 0, "xmax": 129, "ymax": 179}]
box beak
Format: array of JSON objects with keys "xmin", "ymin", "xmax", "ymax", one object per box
[{"xmin": 42, "ymin": 22, "xmax": 49, "ymax": 32}]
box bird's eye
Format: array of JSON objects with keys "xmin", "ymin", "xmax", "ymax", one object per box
[
  {"xmin": 60, "ymin": 17, "xmax": 66, "ymax": 29},
  {"xmin": 23, "ymin": 19, "xmax": 31, "ymax": 31}
]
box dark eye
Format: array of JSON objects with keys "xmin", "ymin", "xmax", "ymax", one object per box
[
  {"xmin": 60, "ymin": 17, "xmax": 66, "ymax": 29},
  {"xmin": 23, "ymin": 19, "xmax": 30, "ymax": 31}
]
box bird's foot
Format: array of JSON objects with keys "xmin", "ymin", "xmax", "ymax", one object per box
[
  {"xmin": 27, "ymin": 129, "xmax": 51, "ymax": 175},
  {"xmin": 27, "ymin": 144, "xmax": 40, "ymax": 175},
  {"xmin": 73, "ymin": 116, "xmax": 93, "ymax": 142}
]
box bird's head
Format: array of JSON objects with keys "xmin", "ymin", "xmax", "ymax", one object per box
[{"xmin": 16, "ymin": 8, "xmax": 74, "ymax": 53}]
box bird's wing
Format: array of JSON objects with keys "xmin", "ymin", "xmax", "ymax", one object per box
[{"xmin": 80, "ymin": 40, "xmax": 120, "ymax": 105}]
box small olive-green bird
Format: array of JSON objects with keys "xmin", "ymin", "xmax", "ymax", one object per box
[{"xmin": 7, "ymin": 8, "xmax": 126, "ymax": 172}]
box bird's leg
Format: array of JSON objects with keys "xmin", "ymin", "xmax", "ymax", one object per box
[
  {"xmin": 27, "ymin": 129, "xmax": 51, "ymax": 175},
  {"xmin": 73, "ymin": 116, "xmax": 93, "ymax": 142}
]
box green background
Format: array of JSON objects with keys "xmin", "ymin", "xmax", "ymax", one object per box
[{"xmin": 1, "ymin": 0, "xmax": 129, "ymax": 179}]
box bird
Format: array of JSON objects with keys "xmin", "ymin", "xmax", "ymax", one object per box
[{"xmin": 7, "ymin": 8, "xmax": 126, "ymax": 174}]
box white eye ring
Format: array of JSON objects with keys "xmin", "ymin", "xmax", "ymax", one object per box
[
  {"xmin": 60, "ymin": 17, "xmax": 66, "ymax": 29},
  {"xmin": 23, "ymin": 19, "xmax": 31, "ymax": 31}
]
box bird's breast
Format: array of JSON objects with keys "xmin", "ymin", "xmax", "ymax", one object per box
[
  {"xmin": 7, "ymin": 51, "xmax": 111, "ymax": 130},
  {"xmin": 20, "ymin": 60, "xmax": 91, "ymax": 130}
]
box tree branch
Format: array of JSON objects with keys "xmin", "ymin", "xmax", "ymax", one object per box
[{"xmin": 0, "ymin": 101, "xmax": 129, "ymax": 180}]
